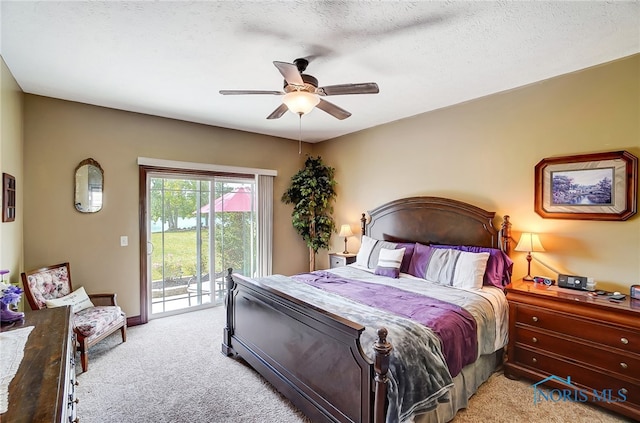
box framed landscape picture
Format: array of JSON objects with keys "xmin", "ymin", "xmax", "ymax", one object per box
[{"xmin": 534, "ymin": 151, "xmax": 638, "ymax": 221}]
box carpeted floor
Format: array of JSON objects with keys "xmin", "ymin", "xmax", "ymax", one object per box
[{"xmin": 76, "ymin": 306, "xmax": 633, "ymax": 423}]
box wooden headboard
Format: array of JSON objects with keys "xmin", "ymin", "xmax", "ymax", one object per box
[{"xmin": 360, "ymin": 196, "xmax": 511, "ymax": 254}]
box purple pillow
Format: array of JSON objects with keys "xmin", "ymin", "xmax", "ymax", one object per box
[
  {"xmin": 395, "ymin": 242, "xmax": 415, "ymax": 274},
  {"xmin": 431, "ymin": 244, "xmax": 513, "ymax": 288},
  {"xmin": 407, "ymin": 243, "xmax": 435, "ymax": 279}
]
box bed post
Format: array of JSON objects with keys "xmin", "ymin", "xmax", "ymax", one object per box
[
  {"xmin": 361, "ymin": 213, "xmax": 367, "ymax": 236},
  {"xmin": 500, "ymin": 215, "xmax": 512, "ymax": 255},
  {"xmin": 373, "ymin": 327, "xmax": 392, "ymax": 423},
  {"xmin": 221, "ymin": 268, "xmax": 236, "ymax": 356}
]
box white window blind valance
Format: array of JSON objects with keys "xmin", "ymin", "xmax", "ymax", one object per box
[{"xmin": 137, "ymin": 157, "xmax": 277, "ymax": 177}]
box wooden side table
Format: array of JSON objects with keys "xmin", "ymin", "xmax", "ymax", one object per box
[{"xmin": 328, "ymin": 253, "xmax": 357, "ymax": 269}]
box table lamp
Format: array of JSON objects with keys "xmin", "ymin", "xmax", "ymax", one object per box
[
  {"xmin": 514, "ymin": 232, "xmax": 545, "ymax": 281},
  {"xmin": 338, "ymin": 224, "xmax": 354, "ymax": 254}
]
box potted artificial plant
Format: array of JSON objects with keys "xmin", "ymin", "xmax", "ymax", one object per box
[{"xmin": 282, "ymin": 156, "xmax": 337, "ymax": 271}]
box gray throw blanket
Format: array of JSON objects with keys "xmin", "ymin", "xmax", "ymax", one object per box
[{"xmin": 292, "ymin": 271, "xmax": 478, "ymax": 378}]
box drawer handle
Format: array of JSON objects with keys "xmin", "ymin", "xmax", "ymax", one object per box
[
  {"xmin": 532, "ymin": 316, "xmax": 538, "ymax": 322},
  {"xmin": 620, "ymin": 362, "xmax": 628, "ymax": 369},
  {"xmin": 532, "ymin": 337, "xmax": 538, "ymax": 343},
  {"xmin": 621, "ymin": 337, "xmax": 629, "ymax": 345},
  {"xmin": 532, "ymin": 357, "xmax": 537, "ymax": 364}
]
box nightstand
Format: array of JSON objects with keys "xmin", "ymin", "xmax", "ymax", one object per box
[
  {"xmin": 504, "ymin": 279, "xmax": 640, "ymax": 421},
  {"xmin": 328, "ymin": 253, "xmax": 356, "ymax": 269}
]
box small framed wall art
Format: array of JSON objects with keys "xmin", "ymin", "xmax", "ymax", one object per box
[
  {"xmin": 534, "ymin": 150, "xmax": 638, "ymax": 221},
  {"xmin": 3, "ymin": 173, "xmax": 16, "ymax": 222}
]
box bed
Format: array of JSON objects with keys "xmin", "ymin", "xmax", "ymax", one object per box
[{"xmin": 222, "ymin": 196, "xmax": 513, "ymax": 423}]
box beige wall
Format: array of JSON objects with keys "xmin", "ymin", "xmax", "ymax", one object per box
[
  {"xmin": 23, "ymin": 96, "xmax": 313, "ymax": 317},
  {"xmin": 0, "ymin": 56, "xmax": 24, "ymax": 291},
  {"xmin": 15, "ymin": 53, "xmax": 640, "ymax": 321},
  {"xmin": 317, "ymin": 54, "xmax": 640, "ymax": 293}
]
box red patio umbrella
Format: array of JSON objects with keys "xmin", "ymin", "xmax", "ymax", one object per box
[{"xmin": 199, "ymin": 186, "xmax": 253, "ymax": 213}]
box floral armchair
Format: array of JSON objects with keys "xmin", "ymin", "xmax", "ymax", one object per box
[{"xmin": 21, "ymin": 262, "xmax": 126, "ymax": 372}]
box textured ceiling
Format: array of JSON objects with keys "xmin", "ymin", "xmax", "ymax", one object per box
[{"xmin": 1, "ymin": 1, "xmax": 639, "ymax": 143}]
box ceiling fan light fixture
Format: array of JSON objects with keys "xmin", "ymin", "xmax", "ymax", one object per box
[{"xmin": 282, "ymin": 91, "xmax": 320, "ymax": 115}]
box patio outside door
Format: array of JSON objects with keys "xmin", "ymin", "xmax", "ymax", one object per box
[{"xmin": 147, "ymin": 175, "xmax": 256, "ymax": 317}]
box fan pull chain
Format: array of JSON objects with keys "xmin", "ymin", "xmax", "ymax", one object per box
[{"xmin": 298, "ymin": 113, "xmax": 302, "ymax": 155}]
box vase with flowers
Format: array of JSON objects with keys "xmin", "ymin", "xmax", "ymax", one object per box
[{"xmin": 0, "ymin": 269, "xmax": 25, "ymax": 323}]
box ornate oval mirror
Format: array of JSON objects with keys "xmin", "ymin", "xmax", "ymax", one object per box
[{"xmin": 74, "ymin": 158, "xmax": 104, "ymax": 213}]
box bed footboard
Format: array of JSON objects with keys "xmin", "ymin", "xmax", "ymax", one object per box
[{"xmin": 222, "ymin": 270, "xmax": 390, "ymax": 423}]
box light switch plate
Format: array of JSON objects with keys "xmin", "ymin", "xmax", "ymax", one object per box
[{"xmin": 120, "ymin": 236, "xmax": 128, "ymax": 247}]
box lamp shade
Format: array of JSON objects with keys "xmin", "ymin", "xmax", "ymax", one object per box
[
  {"xmin": 282, "ymin": 91, "xmax": 320, "ymax": 115},
  {"xmin": 514, "ymin": 232, "xmax": 545, "ymax": 253},
  {"xmin": 338, "ymin": 224, "xmax": 354, "ymax": 238}
]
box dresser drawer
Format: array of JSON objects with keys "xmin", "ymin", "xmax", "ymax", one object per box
[
  {"xmin": 515, "ymin": 304, "xmax": 640, "ymax": 353},
  {"xmin": 514, "ymin": 326, "xmax": 640, "ymax": 380},
  {"xmin": 329, "ymin": 254, "xmax": 356, "ymax": 269},
  {"xmin": 513, "ymin": 345, "xmax": 640, "ymax": 408},
  {"xmin": 330, "ymin": 256, "xmax": 346, "ymax": 268}
]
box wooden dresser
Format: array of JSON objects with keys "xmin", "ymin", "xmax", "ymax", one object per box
[
  {"xmin": 505, "ymin": 280, "xmax": 640, "ymax": 421},
  {"xmin": 1, "ymin": 306, "xmax": 78, "ymax": 423}
]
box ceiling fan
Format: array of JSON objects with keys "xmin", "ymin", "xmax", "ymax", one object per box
[{"xmin": 219, "ymin": 58, "xmax": 379, "ymax": 120}]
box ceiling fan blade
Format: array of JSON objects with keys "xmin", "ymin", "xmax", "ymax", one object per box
[
  {"xmin": 219, "ymin": 90, "xmax": 284, "ymax": 95},
  {"xmin": 273, "ymin": 61, "xmax": 304, "ymax": 86},
  {"xmin": 266, "ymin": 103, "xmax": 289, "ymax": 120},
  {"xmin": 316, "ymin": 99, "xmax": 351, "ymax": 120},
  {"xmin": 319, "ymin": 82, "xmax": 379, "ymax": 96}
]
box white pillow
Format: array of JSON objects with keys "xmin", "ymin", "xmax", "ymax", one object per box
[
  {"xmin": 452, "ymin": 251, "xmax": 490, "ymax": 290},
  {"xmin": 45, "ymin": 286, "xmax": 95, "ymax": 313},
  {"xmin": 422, "ymin": 249, "xmax": 490, "ymax": 290},
  {"xmin": 356, "ymin": 235, "xmax": 379, "ymax": 267},
  {"xmin": 355, "ymin": 235, "xmax": 400, "ymax": 269}
]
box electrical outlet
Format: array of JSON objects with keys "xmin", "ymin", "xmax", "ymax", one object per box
[{"xmin": 120, "ymin": 236, "xmax": 128, "ymax": 247}]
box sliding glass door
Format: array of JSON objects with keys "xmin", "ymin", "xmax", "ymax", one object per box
[{"xmin": 147, "ymin": 174, "xmax": 256, "ymax": 317}]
